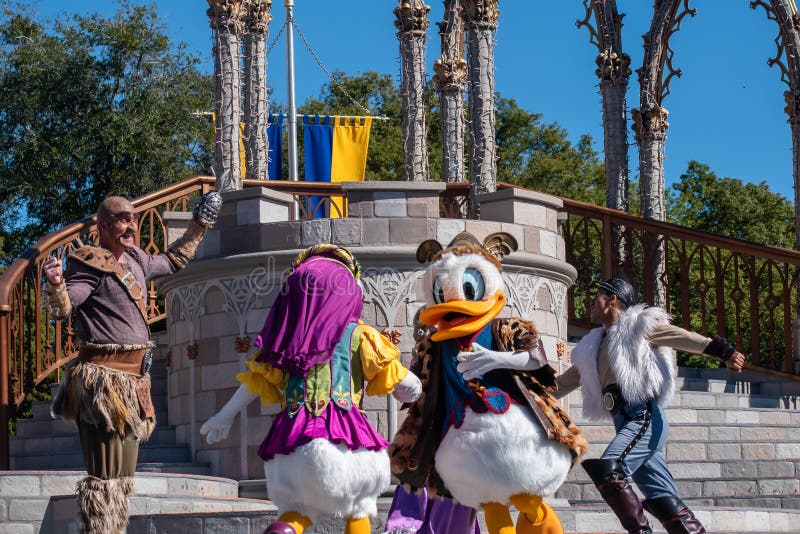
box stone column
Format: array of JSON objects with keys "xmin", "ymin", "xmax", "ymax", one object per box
[
  {"xmin": 395, "ymin": 1, "xmax": 430, "ymax": 182},
  {"xmin": 434, "ymin": 0, "xmax": 467, "ymax": 184},
  {"xmin": 208, "ymin": 0, "xmax": 245, "ymax": 191},
  {"xmin": 462, "ymin": 0, "xmax": 499, "ymax": 217},
  {"xmin": 243, "ymin": 0, "xmax": 272, "ymax": 181}
]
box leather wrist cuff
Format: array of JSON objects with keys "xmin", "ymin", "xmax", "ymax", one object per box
[
  {"xmin": 704, "ymin": 335, "xmax": 735, "ymax": 360},
  {"xmin": 166, "ymin": 220, "xmax": 208, "ymax": 269},
  {"xmin": 42, "ymin": 280, "xmax": 72, "ymax": 318}
]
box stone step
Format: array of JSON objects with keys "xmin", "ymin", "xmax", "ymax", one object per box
[
  {"xmin": 676, "ymin": 367, "xmax": 800, "ymax": 396},
  {"xmin": 136, "ymin": 462, "xmax": 213, "ymax": 476},
  {"xmin": 577, "ymin": 439, "xmax": 800, "ymax": 462},
  {"xmin": 567, "ymin": 459, "xmax": 799, "ymax": 481},
  {"xmin": 0, "ymin": 471, "xmax": 239, "ymax": 498},
  {"xmin": 11, "ymin": 443, "xmax": 191, "ymax": 470},
  {"xmin": 15, "ymin": 408, "xmax": 168, "ymax": 438},
  {"xmin": 558, "ymin": 474, "xmax": 800, "ymax": 501},
  {"xmin": 0, "ymin": 470, "xmax": 247, "ymax": 532},
  {"xmin": 669, "ymin": 390, "xmax": 800, "ymax": 410},
  {"xmin": 5, "ymin": 470, "xmax": 795, "ymax": 533},
  {"xmin": 119, "ymin": 504, "xmax": 800, "ymax": 533},
  {"xmin": 568, "ymin": 405, "xmax": 800, "ymax": 425},
  {"xmin": 578, "ymin": 423, "xmax": 800, "ymax": 442},
  {"xmin": 46, "ymin": 492, "xmax": 275, "ymax": 533},
  {"xmin": 9, "ymin": 425, "xmax": 178, "ymax": 457},
  {"xmin": 564, "ymin": 389, "xmax": 800, "ymax": 411}
]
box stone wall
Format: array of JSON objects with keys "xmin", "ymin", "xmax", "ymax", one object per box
[{"xmin": 160, "ymin": 182, "xmax": 576, "ymax": 480}]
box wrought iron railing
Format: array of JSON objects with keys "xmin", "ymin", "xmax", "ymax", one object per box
[
  {"xmin": 560, "ymin": 196, "xmax": 800, "ymax": 377},
  {"xmin": 1, "ymin": 177, "xmax": 798, "ymax": 469}
]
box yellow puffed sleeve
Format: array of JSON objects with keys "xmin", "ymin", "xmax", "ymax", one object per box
[
  {"xmin": 236, "ymin": 349, "xmax": 287, "ymax": 406},
  {"xmin": 358, "ymin": 324, "xmax": 409, "ymax": 396}
]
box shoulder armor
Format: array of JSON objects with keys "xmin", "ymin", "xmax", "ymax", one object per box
[{"xmin": 68, "ymin": 245, "xmax": 118, "ymax": 273}]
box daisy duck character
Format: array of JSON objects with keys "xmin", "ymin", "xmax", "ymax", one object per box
[
  {"xmin": 200, "ymin": 244, "xmax": 422, "ymax": 534},
  {"xmin": 388, "ymin": 232, "xmax": 588, "ymax": 534}
]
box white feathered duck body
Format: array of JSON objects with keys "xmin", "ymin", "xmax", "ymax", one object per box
[{"xmin": 389, "ymin": 232, "xmax": 588, "ymax": 534}]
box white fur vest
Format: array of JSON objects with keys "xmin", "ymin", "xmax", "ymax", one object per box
[{"xmin": 570, "ymin": 304, "xmax": 675, "ymax": 421}]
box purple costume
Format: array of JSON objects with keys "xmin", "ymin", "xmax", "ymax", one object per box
[{"xmin": 249, "ymin": 256, "xmax": 396, "ymax": 460}]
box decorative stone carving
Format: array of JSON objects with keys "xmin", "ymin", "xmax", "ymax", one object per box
[
  {"xmin": 631, "ymin": 105, "xmax": 670, "ymax": 138},
  {"xmin": 503, "ymin": 273, "xmax": 567, "ymax": 338},
  {"xmin": 394, "ymin": 1, "xmax": 431, "ymax": 33},
  {"xmin": 461, "ymin": 0, "xmax": 499, "ymax": 27},
  {"xmin": 360, "ymin": 268, "xmax": 421, "ymax": 326},
  {"xmin": 174, "ymin": 282, "xmax": 210, "ymax": 351},
  {"xmin": 245, "ymin": 0, "xmax": 271, "ymax": 31},
  {"xmin": 217, "ymin": 277, "xmax": 262, "ymax": 338},
  {"xmin": 432, "ymin": 58, "xmax": 468, "ymax": 89},
  {"xmin": 595, "ymin": 50, "xmax": 632, "ymax": 81},
  {"xmin": 207, "ymin": 0, "xmax": 246, "ymax": 30}
]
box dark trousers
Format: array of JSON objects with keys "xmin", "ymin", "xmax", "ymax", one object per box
[{"xmin": 78, "ymin": 421, "xmax": 139, "ymax": 479}]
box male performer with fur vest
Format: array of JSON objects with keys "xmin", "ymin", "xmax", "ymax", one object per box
[
  {"xmin": 389, "ymin": 231, "xmax": 588, "ymax": 534},
  {"xmin": 555, "ymin": 277, "xmax": 745, "ymax": 534},
  {"xmin": 41, "ymin": 192, "xmax": 221, "ymax": 533}
]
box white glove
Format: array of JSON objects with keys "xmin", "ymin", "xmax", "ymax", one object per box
[
  {"xmin": 457, "ymin": 342, "xmax": 544, "ymax": 381},
  {"xmin": 392, "ymin": 371, "xmax": 422, "ymax": 403},
  {"xmin": 200, "ymin": 384, "xmax": 258, "ymax": 444}
]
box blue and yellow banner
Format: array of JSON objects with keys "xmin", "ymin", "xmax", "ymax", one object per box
[{"xmin": 303, "ymin": 115, "xmax": 372, "ymax": 218}]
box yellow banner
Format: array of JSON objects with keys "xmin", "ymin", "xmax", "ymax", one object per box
[{"xmin": 330, "ymin": 116, "xmax": 372, "ymax": 218}]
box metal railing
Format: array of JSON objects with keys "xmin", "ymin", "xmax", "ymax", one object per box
[
  {"xmin": 560, "ymin": 195, "xmax": 800, "ymax": 377},
  {"xmin": 0, "ymin": 177, "xmax": 798, "ymax": 469}
]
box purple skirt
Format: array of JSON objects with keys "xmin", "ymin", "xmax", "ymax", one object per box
[{"xmin": 258, "ymin": 403, "xmax": 389, "ymax": 461}]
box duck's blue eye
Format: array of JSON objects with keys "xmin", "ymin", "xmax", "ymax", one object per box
[
  {"xmin": 433, "ymin": 276, "xmax": 445, "ymax": 304},
  {"xmin": 461, "ymin": 268, "xmax": 485, "ymax": 301}
]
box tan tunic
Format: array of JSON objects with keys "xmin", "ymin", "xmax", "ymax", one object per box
[{"xmin": 555, "ymin": 324, "xmax": 710, "ymax": 398}]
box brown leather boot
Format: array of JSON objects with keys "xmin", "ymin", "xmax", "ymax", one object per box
[
  {"xmin": 643, "ymin": 496, "xmax": 706, "ymax": 534},
  {"xmin": 583, "ymin": 459, "xmax": 653, "ymax": 534}
]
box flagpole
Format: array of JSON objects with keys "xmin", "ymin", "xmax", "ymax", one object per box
[{"xmin": 285, "ymin": 0, "xmax": 300, "ymax": 220}]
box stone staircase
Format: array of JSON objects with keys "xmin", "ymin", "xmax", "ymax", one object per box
[
  {"xmin": 9, "ymin": 357, "xmax": 206, "ymax": 474},
  {"xmin": 3, "ymin": 353, "xmax": 278, "ymax": 533},
  {"xmin": 4, "ymin": 361, "xmax": 800, "ymax": 532}
]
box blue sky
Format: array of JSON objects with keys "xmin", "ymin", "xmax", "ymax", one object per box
[{"xmin": 33, "ymin": 1, "xmax": 794, "ymax": 202}]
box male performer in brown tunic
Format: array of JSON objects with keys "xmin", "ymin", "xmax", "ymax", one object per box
[{"xmin": 42, "ymin": 192, "xmax": 221, "ymax": 533}]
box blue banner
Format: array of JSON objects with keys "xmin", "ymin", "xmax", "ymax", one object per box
[
  {"xmin": 303, "ymin": 115, "xmax": 333, "ymax": 218},
  {"xmin": 268, "ymin": 113, "xmax": 284, "ymax": 180}
]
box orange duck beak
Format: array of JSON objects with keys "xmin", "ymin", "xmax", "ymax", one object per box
[{"xmin": 418, "ymin": 290, "xmax": 506, "ymax": 342}]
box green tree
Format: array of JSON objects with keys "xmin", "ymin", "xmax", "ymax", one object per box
[
  {"xmin": 666, "ymin": 161, "xmax": 794, "ymax": 368},
  {"xmin": 299, "ymin": 70, "xmax": 407, "ymax": 182},
  {"xmin": 0, "ymin": 2, "xmax": 213, "ymax": 259},
  {"xmin": 668, "ymin": 161, "xmax": 794, "ymax": 248},
  {"xmin": 494, "ymin": 96, "xmax": 605, "ymax": 205}
]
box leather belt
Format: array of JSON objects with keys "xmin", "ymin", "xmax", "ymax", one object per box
[
  {"xmin": 602, "ymin": 383, "xmax": 625, "ymax": 414},
  {"xmin": 78, "ymin": 346, "xmax": 148, "ymax": 375}
]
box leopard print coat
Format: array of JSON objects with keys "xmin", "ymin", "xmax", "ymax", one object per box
[{"xmin": 388, "ymin": 317, "xmax": 588, "ymax": 496}]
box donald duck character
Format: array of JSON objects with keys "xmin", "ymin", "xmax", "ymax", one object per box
[
  {"xmin": 389, "ymin": 232, "xmax": 588, "ymax": 534},
  {"xmin": 200, "ymin": 244, "xmax": 422, "ymax": 534}
]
